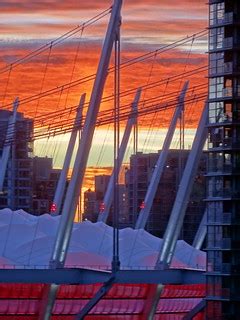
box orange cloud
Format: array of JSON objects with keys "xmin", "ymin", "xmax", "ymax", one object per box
[
  {"xmin": 0, "ymin": 1, "xmax": 208, "ymax": 202},
  {"xmin": 0, "ymin": 0, "xmax": 207, "ymax": 40},
  {"xmin": 0, "ymin": 0, "xmax": 208, "ymax": 135},
  {"xmin": 0, "ymin": 37, "xmax": 207, "ymax": 132},
  {"xmin": 0, "ymin": 0, "xmax": 206, "ymax": 13}
]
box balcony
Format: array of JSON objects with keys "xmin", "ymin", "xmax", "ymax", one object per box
[
  {"xmin": 223, "ymin": 37, "xmax": 233, "ymax": 49},
  {"xmin": 223, "ymin": 61, "xmax": 233, "ymax": 74},
  {"xmin": 222, "ymin": 263, "xmax": 231, "ymax": 274},
  {"xmin": 209, "ymin": 86, "xmax": 240, "ymax": 101},
  {"xmin": 208, "ymin": 164, "xmax": 232, "ymax": 175},
  {"xmin": 209, "ymin": 138, "xmax": 240, "ymax": 151},
  {"xmin": 208, "ymin": 212, "xmax": 233, "ymax": 225},
  {"xmin": 207, "ymin": 238, "xmax": 231, "ymax": 250},
  {"xmin": 224, "ymin": 12, "xmax": 234, "ymax": 24},
  {"xmin": 210, "ymin": 12, "xmax": 233, "ymax": 27},
  {"xmin": 207, "ymin": 288, "xmax": 230, "ymax": 300},
  {"xmin": 222, "ymin": 212, "xmax": 232, "ymax": 224},
  {"xmin": 209, "ymin": 62, "xmax": 233, "ymax": 76},
  {"xmin": 211, "ymin": 263, "xmax": 240, "ymax": 274},
  {"xmin": 208, "ymin": 163, "xmax": 240, "ymax": 175},
  {"xmin": 222, "ymin": 87, "xmax": 233, "ymax": 98},
  {"xmin": 222, "ymin": 238, "xmax": 231, "ymax": 249},
  {"xmin": 209, "ymin": 0, "xmax": 225, "ymax": 3}
]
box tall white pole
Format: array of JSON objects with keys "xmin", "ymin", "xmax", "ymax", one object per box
[
  {"xmin": 51, "ymin": 94, "xmax": 85, "ymax": 215},
  {"xmin": 192, "ymin": 208, "xmax": 207, "ymax": 250},
  {"xmin": 39, "ymin": 2, "xmax": 123, "ymax": 320},
  {"xmin": 98, "ymin": 88, "xmax": 142, "ymax": 223},
  {"xmin": 0, "ymin": 98, "xmax": 19, "ymax": 192},
  {"xmin": 135, "ymin": 81, "xmax": 189, "ymax": 229},
  {"xmin": 156, "ymin": 102, "xmax": 208, "ymax": 269},
  {"xmin": 50, "ymin": 0, "xmax": 123, "ymax": 269}
]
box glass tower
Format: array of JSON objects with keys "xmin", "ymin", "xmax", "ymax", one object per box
[{"xmin": 206, "ymin": 1, "xmax": 240, "ymax": 319}]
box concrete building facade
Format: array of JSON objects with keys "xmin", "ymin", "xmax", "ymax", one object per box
[{"xmin": 0, "ymin": 110, "xmax": 33, "ymax": 212}]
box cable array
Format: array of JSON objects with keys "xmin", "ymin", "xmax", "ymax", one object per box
[
  {"xmin": 0, "ymin": 18, "xmax": 208, "ymax": 151},
  {"xmin": 1, "ymin": 30, "xmax": 207, "ymax": 113},
  {"xmin": 1, "ymin": 82, "xmax": 207, "ymax": 147},
  {"xmin": 0, "ymin": 7, "xmax": 112, "ymax": 76}
]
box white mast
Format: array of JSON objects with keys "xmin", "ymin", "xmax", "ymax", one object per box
[
  {"xmin": 39, "ymin": 2, "xmax": 123, "ymax": 319},
  {"xmin": 135, "ymin": 81, "xmax": 189, "ymax": 229},
  {"xmin": 192, "ymin": 209, "xmax": 207, "ymax": 250},
  {"xmin": 156, "ymin": 102, "xmax": 208, "ymax": 269},
  {"xmin": 98, "ymin": 88, "xmax": 142, "ymax": 223},
  {"xmin": 51, "ymin": 94, "xmax": 85, "ymax": 215}
]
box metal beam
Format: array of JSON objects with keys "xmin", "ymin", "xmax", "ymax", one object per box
[
  {"xmin": 39, "ymin": 2, "xmax": 123, "ymax": 318},
  {"xmin": 50, "ymin": 0, "xmax": 122, "ymax": 270},
  {"xmin": 0, "ymin": 268, "xmax": 110, "ymax": 284},
  {"xmin": 191, "ymin": 103, "xmax": 223, "ymax": 249},
  {"xmin": 156, "ymin": 102, "xmax": 208, "ymax": 269},
  {"xmin": 75, "ymin": 276, "xmax": 115, "ymax": 319},
  {"xmin": 51, "ymin": 94, "xmax": 85, "ymax": 215},
  {"xmin": 0, "ymin": 98, "xmax": 19, "ymax": 192},
  {"xmin": 190, "ymin": 105, "xmax": 224, "ymax": 250},
  {"xmin": 192, "ymin": 208, "xmax": 207, "ymax": 250},
  {"xmin": 135, "ymin": 81, "xmax": 189, "ymax": 229},
  {"xmin": 38, "ymin": 284, "xmax": 58, "ymax": 320},
  {"xmin": 142, "ymin": 284, "xmax": 164, "ymax": 320},
  {"xmin": 183, "ymin": 299, "xmax": 206, "ymax": 320},
  {"xmin": 98, "ymin": 88, "xmax": 141, "ymax": 223},
  {"xmin": 0, "ymin": 268, "xmax": 205, "ymax": 284}
]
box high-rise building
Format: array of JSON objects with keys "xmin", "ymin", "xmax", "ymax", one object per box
[
  {"xmin": 32, "ymin": 156, "xmax": 63, "ymax": 215},
  {"xmin": 83, "ymin": 174, "xmax": 127, "ymax": 224},
  {"xmin": 95, "ymin": 175, "xmax": 111, "ymax": 201},
  {"xmin": 206, "ymin": 1, "xmax": 240, "ymax": 319},
  {"xmin": 0, "ymin": 111, "xmax": 67, "ymax": 216},
  {"xmin": 84, "ymin": 175, "xmax": 110, "ymax": 221},
  {"xmin": 126, "ymin": 150, "xmax": 206, "ymax": 243},
  {"xmin": 0, "ymin": 110, "xmax": 33, "ymax": 212},
  {"xmin": 83, "ymin": 189, "xmax": 98, "ymax": 221}
]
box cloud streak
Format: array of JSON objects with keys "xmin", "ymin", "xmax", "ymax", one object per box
[
  {"xmin": 0, "ymin": 0, "xmax": 207, "ymax": 41},
  {"xmin": 0, "ymin": 0, "xmax": 207, "ymax": 131}
]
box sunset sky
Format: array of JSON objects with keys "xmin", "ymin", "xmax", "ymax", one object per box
[{"xmin": 0, "ymin": 0, "xmax": 208, "ymax": 188}]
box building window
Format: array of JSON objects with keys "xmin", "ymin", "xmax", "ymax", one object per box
[
  {"xmin": 223, "ymin": 78, "xmax": 233, "ymax": 97},
  {"xmin": 209, "ymin": 102, "xmax": 224, "ymax": 123},
  {"xmin": 209, "ymin": 77, "xmax": 224, "ymax": 99},
  {"xmin": 208, "ymin": 152, "xmax": 232, "ymax": 172},
  {"xmin": 208, "ymin": 176, "xmax": 223, "ymax": 197},
  {"xmin": 208, "ymin": 202, "xmax": 222, "ymax": 223},
  {"xmin": 210, "ymin": 3, "xmax": 225, "ymax": 26},
  {"xmin": 209, "ymin": 27, "xmax": 224, "ymax": 50},
  {"xmin": 209, "ymin": 52, "xmax": 224, "ymax": 75}
]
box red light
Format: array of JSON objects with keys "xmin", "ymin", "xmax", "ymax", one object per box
[
  {"xmin": 51, "ymin": 203, "xmax": 57, "ymax": 213},
  {"xmin": 140, "ymin": 201, "xmax": 145, "ymax": 209},
  {"xmin": 99, "ymin": 202, "xmax": 105, "ymax": 213}
]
